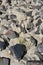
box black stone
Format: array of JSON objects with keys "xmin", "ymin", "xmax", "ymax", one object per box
[
  {"xmin": 36, "ymin": 19, "xmax": 42, "ymax": 26},
  {"xmin": 7, "ymin": 0, "xmax": 11, "ymax": 5},
  {"xmin": 0, "ymin": 11, "xmax": 2, "ymax": 15},
  {"xmin": 9, "ymin": 44, "xmax": 27, "ymax": 61},
  {"xmin": 0, "ymin": 57, "xmax": 10, "ymax": 65},
  {"xmin": 0, "ymin": 0, "xmax": 2, "ymax": 5},
  {"xmin": 0, "ymin": 39, "xmax": 9, "ymax": 51}
]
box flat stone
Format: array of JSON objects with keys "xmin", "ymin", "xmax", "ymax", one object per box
[
  {"xmin": 37, "ymin": 44, "xmax": 43, "ymax": 55},
  {"xmin": 9, "ymin": 44, "xmax": 27, "ymax": 61},
  {"xmin": 0, "ymin": 57, "xmax": 10, "ymax": 65},
  {"xmin": 4, "ymin": 29, "xmax": 19, "ymax": 39}
]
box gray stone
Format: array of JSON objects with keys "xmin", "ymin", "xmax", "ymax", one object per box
[
  {"xmin": 0, "ymin": 57, "xmax": 10, "ymax": 65},
  {"xmin": 30, "ymin": 36, "xmax": 37, "ymax": 46},
  {"xmin": 26, "ymin": 61, "xmax": 43, "ymax": 65},
  {"xmin": 6, "ymin": 31, "xmax": 19, "ymax": 39},
  {"xmin": 37, "ymin": 44, "xmax": 43, "ymax": 55}
]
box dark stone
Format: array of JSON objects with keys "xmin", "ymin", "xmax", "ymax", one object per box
[
  {"xmin": 33, "ymin": 0, "xmax": 37, "ymax": 3},
  {"xmin": 26, "ymin": 60, "xmax": 43, "ymax": 65},
  {"xmin": 9, "ymin": 44, "xmax": 27, "ymax": 61},
  {"xmin": 26, "ymin": 11, "xmax": 32, "ymax": 16},
  {"xmin": 12, "ymin": 20, "xmax": 17, "ymax": 23},
  {"xmin": 27, "ymin": 22, "xmax": 34, "ymax": 32},
  {"xmin": 4, "ymin": 15, "xmax": 9, "ymax": 20},
  {"xmin": 30, "ymin": 36, "xmax": 37, "ymax": 46},
  {"xmin": 0, "ymin": 39, "xmax": 9, "ymax": 51},
  {"xmin": 35, "ymin": 16, "xmax": 40, "ymax": 20},
  {"xmin": 20, "ymin": 25, "xmax": 27, "ymax": 33},
  {"xmin": 0, "ymin": 0, "xmax": 2, "ymax": 5},
  {"xmin": 7, "ymin": 31, "xmax": 19, "ymax": 39},
  {"xmin": 35, "ymin": 26, "xmax": 40, "ymax": 34},
  {"xmin": 10, "ymin": 14, "xmax": 17, "ymax": 19},
  {"xmin": 36, "ymin": 5, "xmax": 41, "ymax": 10},
  {"xmin": 7, "ymin": 0, "xmax": 11, "ymax": 5},
  {"xmin": 0, "ymin": 57, "xmax": 10, "ymax": 65},
  {"xmin": 36, "ymin": 19, "xmax": 42, "ymax": 26},
  {"xmin": 41, "ymin": 29, "xmax": 43, "ymax": 34},
  {"xmin": 2, "ymin": 5, "xmax": 7, "ymax": 11},
  {"xmin": 0, "ymin": 11, "xmax": 2, "ymax": 15}
]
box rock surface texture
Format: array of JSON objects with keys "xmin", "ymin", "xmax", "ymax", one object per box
[{"xmin": 0, "ymin": 0, "xmax": 43, "ymax": 65}]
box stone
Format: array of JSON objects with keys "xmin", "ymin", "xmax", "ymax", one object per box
[
  {"xmin": 26, "ymin": 61, "xmax": 43, "ymax": 65},
  {"xmin": 4, "ymin": 15, "xmax": 9, "ymax": 20},
  {"xmin": 27, "ymin": 22, "xmax": 34, "ymax": 32},
  {"xmin": 30, "ymin": 36, "xmax": 37, "ymax": 46},
  {"xmin": 35, "ymin": 26, "xmax": 40, "ymax": 34},
  {"xmin": 4, "ymin": 29, "xmax": 19, "ymax": 39},
  {"xmin": 37, "ymin": 44, "xmax": 43, "ymax": 55},
  {"xmin": 0, "ymin": 57, "xmax": 10, "ymax": 65},
  {"xmin": 10, "ymin": 14, "xmax": 17, "ymax": 20},
  {"xmin": 26, "ymin": 11, "xmax": 32, "ymax": 16},
  {"xmin": 0, "ymin": 11, "xmax": 2, "ymax": 15},
  {"xmin": 36, "ymin": 19, "xmax": 42, "ymax": 26},
  {"xmin": 40, "ymin": 8, "xmax": 43, "ymax": 19},
  {"xmin": 9, "ymin": 44, "xmax": 27, "ymax": 61},
  {"xmin": 0, "ymin": 38, "xmax": 9, "ymax": 51},
  {"xmin": 41, "ymin": 29, "xmax": 43, "ymax": 34},
  {"xmin": 0, "ymin": 0, "xmax": 2, "ymax": 5},
  {"xmin": 7, "ymin": 0, "xmax": 11, "ymax": 5}
]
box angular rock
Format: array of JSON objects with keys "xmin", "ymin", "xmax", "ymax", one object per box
[
  {"xmin": 4, "ymin": 29, "xmax": 19, "ymax": 39},
  {"xmin": 35, "ymin": 26, "xmax": 40, "ymax": 34},
  {"xmin": 37, "ymin": 44, "xmax": 43, "ymax": 55},
  {"xmin": 27, "ymin": 22, "xmax": 34, "ymax": 32},
  {"xmin": 4, "ymin": 15, "xmax": 9, "ymax": 20},
  {"xmin": 0, "ymin": 57, "xmax": 10, "ymax": 65},
  {"xmin": 30, "ymin": 36, "xmax": 37, "ymax": 46},
  {"xmin": 9, "ymin": 44, "xmax": 27, "ymax": 61},
  {"xmin": 0, "ymin": 38, "xmax": 9, "ymax": 51}
]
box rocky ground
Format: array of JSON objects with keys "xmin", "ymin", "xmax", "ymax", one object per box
[{"xmin": 0, "ymin": 0, "xmax": 43, "ymax": 65}]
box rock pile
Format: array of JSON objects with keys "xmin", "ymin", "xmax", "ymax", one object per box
[{"xmin": 0, "ymin": 0, "xmax": 43, "ymax": 65}]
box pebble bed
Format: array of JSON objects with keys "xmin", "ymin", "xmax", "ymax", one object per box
[{"xmin": 0, "ymin": 0, "xmax": 43, "ymax": 65}]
